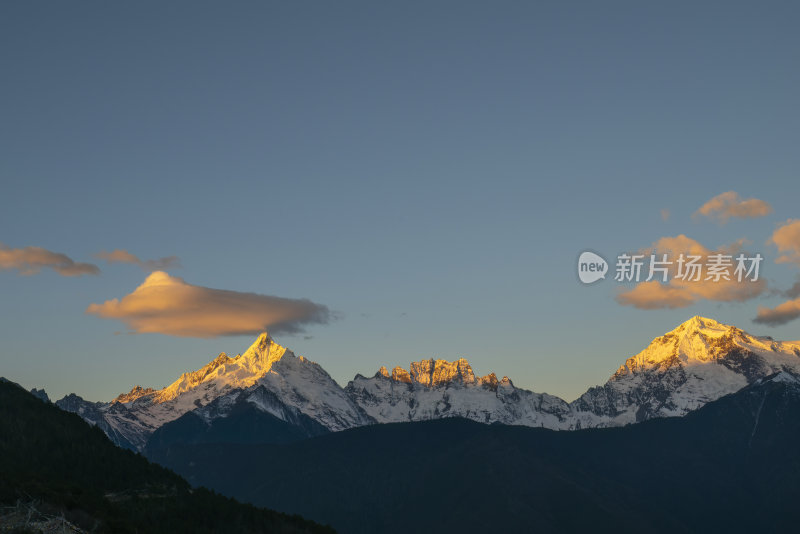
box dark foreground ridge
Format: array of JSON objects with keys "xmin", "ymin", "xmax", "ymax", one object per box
[
  {"xmin": 0, "ymin": 379, "xmax": 334, "ymax": 534},
  {"xmin": 149, "ymin": 372, "xmax": 800, "ymax": 534}
]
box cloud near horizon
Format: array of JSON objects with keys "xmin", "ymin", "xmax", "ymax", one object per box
[
  {"xmin": 86, "ymin": 271, "xmax": 332, "ymax": 338},
  {"xmin": 694, "ymin": 191, "xmax": 772, "ymax": 224},
  {"xmin": 616, "ymin": 235, "xmax": 767, "ymax": 309},
  {"xmin": 0, "ymin": 243, "xmax": 99, "ymax": 276},
  {"xmin": 95, "ymin": 249, "xmax": 181, "ymax": 271}
]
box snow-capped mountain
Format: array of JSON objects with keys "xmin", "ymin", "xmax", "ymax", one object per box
[
  {"xmin": 569, "ymin": 315, "xmax": 800, "ymax": 427},
  {"xmin": 57, "ymin": 333, "xmax": 371, "ymax": 450},
  {"xmin": 345, "ymin": 359, "xmax": 573, "ymax": 428}
]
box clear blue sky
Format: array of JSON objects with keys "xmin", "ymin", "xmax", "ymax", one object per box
[{"xmin": 2, "ymin": 1, "xmax": 799, "ymax": 402}]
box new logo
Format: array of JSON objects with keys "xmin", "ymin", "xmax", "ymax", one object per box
[{"xmin": 578, "ymin": 251, "xmax": 608, "ymax": 284}]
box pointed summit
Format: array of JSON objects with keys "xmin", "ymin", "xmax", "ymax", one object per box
[
  {"xmin": 240, "ymin": 331, "xmax": 286, "ymax": 370},
  {"xmin": 612, "ymin": 316, "xmax": 741, "ymax": 377},
  {"xmin": 245, "ymin": 331, "xmax": 275, "ymax": 355},
  {"xmin": 155, "ymin": 332, "xmax": 286, "ymax": 403},
  {"xmin": 674, "ymin": 315, "xmax": 724, "ymax": 333},
  {"xmin": 638, "ymin": 316, "xmax": 742, "ymax": 359}
]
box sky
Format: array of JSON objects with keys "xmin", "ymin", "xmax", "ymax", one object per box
[{"xmin": 1, "ymin": 1, "xmax": 799, "ymax": 403}]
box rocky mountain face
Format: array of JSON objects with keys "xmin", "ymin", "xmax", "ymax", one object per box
[{"xmin": 57, "ymin": 316, "xmax": 800, "ymax": 449}]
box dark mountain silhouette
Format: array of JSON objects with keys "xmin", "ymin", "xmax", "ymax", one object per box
[{"xmin": 0, "ymin": 378, "xmax": 334, "ymax": 534}]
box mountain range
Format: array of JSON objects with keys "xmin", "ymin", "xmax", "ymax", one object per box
[
  {"xmin": 53, "ymin": 316, "xmax": 800, "ymax": 453},
  {"xmin": 150, "ymin": 371, "xmax": 800, "ymax": 533}
]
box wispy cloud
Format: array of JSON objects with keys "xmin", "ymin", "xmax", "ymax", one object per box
[
  {"xmin": 0, "ymin": 243, "xmax": 99, "ymax": 276},
  {"xmin": 95, "ymin": 249, "xmax": 180, "ymax": 271},
  {"xmin": 86, "ymin": 271, "xmax": 332, "ymax": 338},
  {"xmin": 660, "ymin": 209, "xmax": 670, "ymax": 222},
  {"xmin": 694, "ymin": 191, "xmax": 772, "ymax": 224},
  {"xmin": 615, "ymin": 235, "xmax": 766, "ymax": 309},
  {"xmin": 768, "ymin": 219, "xmax": 800, "ymax": 266}
]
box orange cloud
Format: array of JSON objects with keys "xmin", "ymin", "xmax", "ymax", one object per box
[
  {"xmin": 615, "ymin": 235, "xmax": 767, "ymax": 309},
  {"xmin": 694, "ymin": 191, "xmax": 772, "ymax": 223},
  {"xmin": 0, "ymin": 243, "xmax": 99, "ymax": 276},
  {"xmin": 768, "ymin": 219, "xmax": 800, "ymax": 266},
  {"xmin": 86, "ymin": 271, "xmax": 331, "ymax": 338},
  {"xmin": 95, "ymin": 249, "xmax": 180, "ymax": 271}
]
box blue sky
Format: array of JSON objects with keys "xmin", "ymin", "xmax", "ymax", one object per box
[{"xmin": 2, "ymin": 1, "xmax": 799, "ymax": 402}]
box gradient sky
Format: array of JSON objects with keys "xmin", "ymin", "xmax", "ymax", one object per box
[{"xmin": 2, "ymin": 1, "xmax": 799, "ymax": 403}]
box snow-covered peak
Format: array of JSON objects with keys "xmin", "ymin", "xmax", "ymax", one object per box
[
  {"xmin": 240, "ymin": 332, "xmax": 280, "ymax": 363},
  {"xmin": 572, "ymin": 316, "xmax": 800, "ymax": 428},
  {"xmin": 670, "ymin": 315, "xmax": 731, "ymax": 340},
  {"xmin": 611, "ymin": 316, "xmax": 791, "ymax": 379},
  {"xmin": 155, "ymin": 333, "xmax": 287, "ymax": 403},
  {"xmin": 678, "ymin": 315, "xmax": 722, "ymax": 331}
]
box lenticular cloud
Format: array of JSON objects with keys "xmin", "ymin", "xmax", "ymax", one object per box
[{"xmin": 87, "ymin": 271, "xmax": 331, "ymax": 338}]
